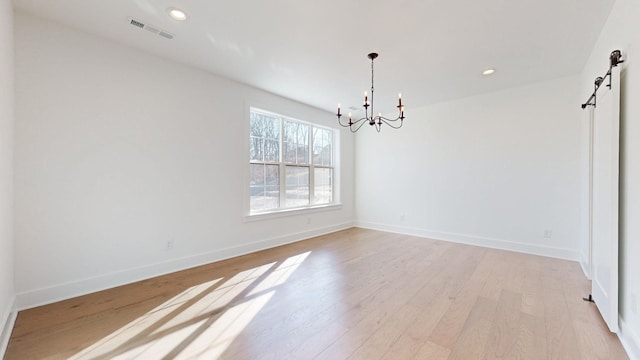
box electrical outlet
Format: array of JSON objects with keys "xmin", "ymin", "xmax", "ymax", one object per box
[
  {"xmin": 167, "ymin": 239, "xmax": 175, "ymax": 250},
  {"xmin": 400, "ymin": 213, "xmax": 405, "ymax": 222},
  {"xmin": 306, "ymin": 217, "xmax": 311, "ymax": 225},
  {"xmin": 544, "ymin": 229, "xmax": 553, "ymax": 238}
]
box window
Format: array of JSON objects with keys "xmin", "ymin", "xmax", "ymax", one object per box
[{"xmin": 249, "ymin": 108, "xmax": 335, "ymax": 214}]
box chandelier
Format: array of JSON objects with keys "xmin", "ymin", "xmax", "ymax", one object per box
[{"xmin": 337, "ymin": 52, "xmax": 405, "ymax": 132}]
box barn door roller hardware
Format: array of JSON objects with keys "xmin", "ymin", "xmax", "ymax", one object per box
[{"xmin": 581, "ymin": 50, "xmax": 624, "ymax": 109}]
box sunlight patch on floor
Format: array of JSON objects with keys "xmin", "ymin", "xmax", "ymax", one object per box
[
  {"xmin": 249, "ymin": 252, "xmax": 310, "ymax": 296},
  {"xmin": 69, "ymin": 277, "xmax": 223, "ymax": 360},
  {"xmin": 170, "ymin": 291, "xmax": 275, "ymax": 359},
  {"xmin": 70, "ymin": 252, "xmax": 310, "ymax": 359},
  {"xmin": 112, "ymin": 318, "xmax": 209, "ymax": 359},
  {"xmin": 151, "ymin": 262, "xmax": 276, "ymax": 335}
]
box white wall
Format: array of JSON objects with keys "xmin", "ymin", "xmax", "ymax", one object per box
[
  {"xmin": 0, "ymin": 0, "xmax": 16, "ymax": 354},
  {"xmin": 580, "ymin": 0, "xmax": 640, "ymax": 356},
  {"xmin": 355, "ymin": 75, "xmax": 582, "ymax": 260},
  {"xmin": 13, "ymin": 13, "xmax": 354, "ymax": 309}
]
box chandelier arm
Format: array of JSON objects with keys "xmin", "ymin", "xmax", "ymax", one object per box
[
  {"xmin": 351, "ymin": 116, "xmax": 370, "ymax": 124},
  {"xmin": 350, "ymin": 119, "xmax": 369, "ymax": 133},
  {"xmin": 377, "ymin": 117, "xmax": 404, "ymax": 129},
  {"xmin": 337, "ymin": 118, "xmax": 352, "ymax": 128},
  {"xmin": 340, "ymin": 116, "xmax": 369, "ymax": 128},
  {"xmin": 338, "ymin": 115, "xmax": 369, "ymax": 128},
  {"xmin": 377, "ymin": 115, "xmax": 403, "ymax": 122}
]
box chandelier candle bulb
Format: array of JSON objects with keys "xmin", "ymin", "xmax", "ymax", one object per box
[{"xmin": 337, "ymin": 104, "xmax": 341, "ymax": 116}]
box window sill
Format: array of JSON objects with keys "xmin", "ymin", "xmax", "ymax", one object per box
[{"xmin": 245, "ymin": 203, "xmax": 343, "ymax": 222}]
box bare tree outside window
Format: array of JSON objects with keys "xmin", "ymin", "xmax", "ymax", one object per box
[
  {"xmin": 250, "ymin": 112, "xmax": 281, "ymax": 211},
  {"xmin": 249, "ymin": 108, "xmax": 335, "ymax": 214}
]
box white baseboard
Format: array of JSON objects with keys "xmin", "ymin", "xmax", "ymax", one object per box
[
  {"xmin": 620, "ymin": 318, "xmax": 640, "ymax": 360},
  {"xmin": 0, "ymin": 297, "xmax": 17, "ymax": 358},
  {"xmin": 355, "ymin": 221, "xmax": 580, "ymax": 261},
  {"xmin": 15, "ymin": 221, "xmax": 354, "ymax": 311},
  {"xmin": 579, "ymin": 253, "xmax": 592, "ymax": 280}
]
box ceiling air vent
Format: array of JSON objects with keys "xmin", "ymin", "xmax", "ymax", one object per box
[
  {"xmin": 158, "ymin": 32, "xmax": 174, "ymax": 40},
  {"xmin": 144, "ymin": 26, "xmax": 160, "ymax": 35},
  {"xmin": 129, "ymin": 18, "xmax": 145, "ymax": 29},
  {"xmin": 127, "ymin": 17, "xmax": 174, "ymax": 40}
]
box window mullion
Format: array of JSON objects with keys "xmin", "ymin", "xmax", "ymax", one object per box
[
  {"xmin": 280, "ymin": 163, "xmax": 286, "ymax": 208},
  {"xmin": 279, "ymin": 116, "xmax": 283, "ymax": 164},
  {"xmin": 310, "ymin": 164, "xmax": 315, "ymax": 205},
  {"xmin": 308, "ymin": 128, "xmax": 314, "ymax": 205},
  {"xmin": 279, "ymin": 117, "xmax": 285, "ymax": 208}
]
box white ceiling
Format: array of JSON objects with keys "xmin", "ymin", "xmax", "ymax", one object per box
[{"xmin": 13, "ymin": 0, "xmax": 616, "ymax": 115}]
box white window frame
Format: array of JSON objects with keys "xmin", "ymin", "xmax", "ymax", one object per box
[{"xmin": 247, "ymin": 107, "xmax": 339, "ymax": 219}]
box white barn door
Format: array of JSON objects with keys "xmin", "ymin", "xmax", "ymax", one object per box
[{"xmin": 590, "ymin": 65, "xmax": 620, "ymax": 333}]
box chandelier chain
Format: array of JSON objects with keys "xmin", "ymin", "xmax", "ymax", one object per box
[{"xmin": 370, "ymin": 58, "xmax": 375, "ymax": 119}]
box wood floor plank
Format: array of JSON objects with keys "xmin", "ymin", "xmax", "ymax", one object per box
[
  {"xmin": 5, "ymin": 228, "xmax": 629, "ymax": 360},
  {"xmin": 380, "ymin": 292, "xmax": 453, "ymax": 360},
  {"xmin": 573, "ymin": 319, "xmax": 625, "ymax": 360},
  {"xmin": 378, "ymin": 245, "xmax": 463, "ymax": 360},
  {"xmin": 484, "ymin": 289, "xmax": 523, "ymax": 359},
  {"xmin": 520, "ymin": 267, "xmax": 545, "ymax": 317},
  {"xmin": 506, "ymin": 312, "xmax": 547, "ymax": 360},
  {"xmin": 447, "ymin": 296, "xmax": 498, "ymax": 359},
  {"xmin": 313, "ymin": 246, "xmax": 443, "ymax": 359},
  {"xmin": 478, "ymin": 251, "xmax": 512, "ymax": 301},
  {"xmin": 413, "ymin": 340, "xmax": 451, "ymax": 360},
  {"xmin": 226, "ymin": 235, "xmax": 443, "ymax": 360},
  {"xmin": 427, "ymin": 247, "xmax": 490, "ymax": 350},
  {"xmin": 542, "ymin": 269, "xmax": 586, "ymax": 359}
]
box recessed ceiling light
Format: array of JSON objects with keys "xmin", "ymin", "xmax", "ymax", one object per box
[
  {"xmin": 482, "ymin": 68, "xmax": 495, "ymax": 76},
  {"xmin": 167, "ymin": 7, "xmax": 188, "ymax": 21}
]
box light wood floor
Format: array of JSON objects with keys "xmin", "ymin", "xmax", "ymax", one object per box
[{"xmin": 6, "ymin": 228, "xmax": 628, "ymax": 359}]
